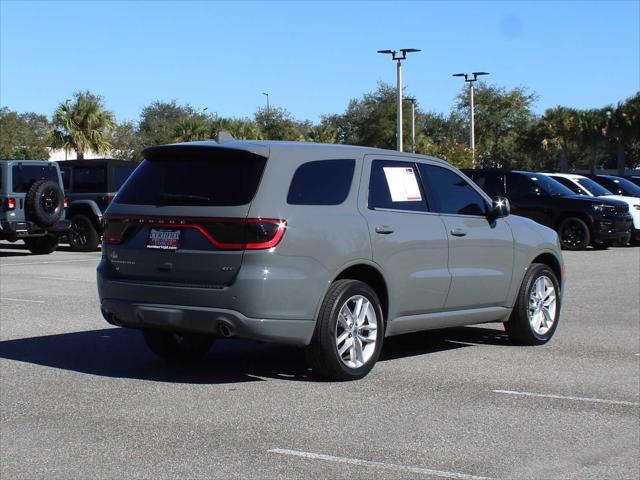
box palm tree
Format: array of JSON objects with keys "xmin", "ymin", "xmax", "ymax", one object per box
[
  {"xmin": 577, "ymin": 108, "xmax": 607, "ymax": 174},
  {"xmin": 605, "ymin": 93, "xmax": 640, "ymax": 174},
  {"xmin": 173, "ymin": 117, "xmax": 211, "ymax": 142},
  {"xmin": 50, "ymin": 91, "xmax": 116, "ymax": 160},
  {"xmin": 540, "ymin": 107, "xmax": 578, "ymax": 172}
]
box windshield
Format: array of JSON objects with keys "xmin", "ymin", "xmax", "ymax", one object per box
[
  {"xmin": 606, "ymin": 176, "xmax": 640, "ymax": 197},
  {"xmin": 576, "ymin": 178, "xmax": 612, "ymax": 196},
  {"xmin": 528, "ymin": 174, "xmax": 575, "ymax": 197}
]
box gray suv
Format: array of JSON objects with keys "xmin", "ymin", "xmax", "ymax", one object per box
[
  {"xmin": 1, "ymin": 160, "xmax": 70, "ymax": 254},
  {"xmin": 97, "ymin": 140, "xmax": 564, "ymax": 380}
]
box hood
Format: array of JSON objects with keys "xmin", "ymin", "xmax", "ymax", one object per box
[
  {"xmin": 562, "ymin": 194, "xmax": 628, "ymax": 208},
  {"xmin": 602, "ymin": 194, "xmax": 640, "ymax": 208}
]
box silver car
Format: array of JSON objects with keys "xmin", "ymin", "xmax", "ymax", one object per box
[{"xmin": 97, "ymin": 140, "xmax": 564, "ymax": 380}]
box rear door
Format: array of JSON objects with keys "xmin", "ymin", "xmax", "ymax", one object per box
[
  {"xmin": 103, "ymin": 146, "xmax": 270, "ymax": 287},
  {"xmin": 505, "ymin": 173, "xmax": 553, "ymax": 227},
  {"xmin": 418, "ymin": 163, "xmax": 514, "ymax": 309},
  {"xmin": 359, "ymin": 155, "xmax": 450, "ymax": 317},
  {"xmin": 10, "ymin": 163, "xmax": 61, "ymax": 222}
]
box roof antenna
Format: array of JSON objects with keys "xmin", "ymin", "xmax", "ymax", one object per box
[{"xmin": 216, "ymin": 131, "xmax": 235, "ymax": 144}]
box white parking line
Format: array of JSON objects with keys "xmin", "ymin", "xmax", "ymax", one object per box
[
  {"xmin": 0, "ymin": 258, "xmax": 98, "ymax": 267},
  {"xmin": 493, "ymin": 390, "xmax": 639, "ymax": 407},
  {"xmin": 268, "ymin": 448, "xmax": 490, "ymax": 480},
  {"xmin": 36, "ymin": 276, "xmax": 95, "ymax": 284},
  {"xmin": 0, "ymin": 297, "xmax": 45, "ymax": 304}
]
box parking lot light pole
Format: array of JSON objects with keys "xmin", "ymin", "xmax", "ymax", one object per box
[
  {"xmin": 262, "ymin": 92, "xmax": 270, "ymax": 114},
  {"xmin": 378, "ymin": 49, "xmax": 421, "ymax": 152},
  {"xmin": 406, "ymin": 98, "xmax": 417, "ymax": 153},
  {"xmin": 452, "ymin": 71, "xmax": 489, "ymax": 167}
]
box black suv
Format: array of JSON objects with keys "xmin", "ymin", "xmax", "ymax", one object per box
[
  {"xmin": 57, "ymin": 159, "xmax": 137, "ymax": 251},
  {"xmin": 1, "ymin": 160, "xmax": 70, "ymax": 254},
  {"xmin": 463, "ymin": 169, "xmax": 632, "ymax": 250},
  {"xmin": 585, "ymin": 174, "xmax": 640, "ymax": 198}
]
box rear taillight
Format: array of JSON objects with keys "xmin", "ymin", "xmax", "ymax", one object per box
[
  {"xmin": 106, "ymin": 195, "xmax": 115, "ymax": 204},
  {"xmin": 102, "ymin": 216, "xmax": 286, "ymax": 250},
  {"xmin": 63, "ymin": 197, "xmax": 69, "ymax": 208},
  {"xmin": 6, "ymin": 198, "xmax": 16, "ymax": 210}
]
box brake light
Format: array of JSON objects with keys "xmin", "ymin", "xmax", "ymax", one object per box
[
  {"xmin": 102, "ymin": 216, "xmax": 287, "ymax": 250},
  {"xmin": 6, "ymin": 198, "xmax": 16, "ymax": 210},
  {"xmin": 106, "ymin": 195, "xmax": 115, "ymax": 204},
  {"xmin": 63, "ymin": 197, "xmax": 69, "ymax": 208}
]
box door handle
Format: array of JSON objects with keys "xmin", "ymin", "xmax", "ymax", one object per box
[
  {"xmin": 375, "ymin": 225, "xmax": 394, "ymax": 235},
  {"xmin": 450, "ymin": 228, "xmax": 467, "ymax": 237}
]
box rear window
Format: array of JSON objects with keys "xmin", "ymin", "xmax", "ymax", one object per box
[
  {"xmin": 287, "ymin": 159, "xmax": 355, "ymax": 205},
  {"xmin": 11, "ymin": 164, "xmax": 59, "ymax": 193},
  {"xmin": 60, "ymin": 167, "xmax": 71, "ymax": 189},
  {"xmin": 116, "ymin": 155, "xmax": 266, "ymax": 206},
  {"xmin": 112, "ymin": 166, "xmax": 136, "ymax": 190},
  {"xmin": 73, "ymin": 167, "xmax": 107, "ymax": 193}
]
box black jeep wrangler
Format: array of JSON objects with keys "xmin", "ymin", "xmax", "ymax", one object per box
[
  {"xmin": 57, "ymin": 159, "xmax": 137, "ymax": 251},
  {"xmin": 0, "ymin": 160, "xmax": 70, "ymax": 254}
]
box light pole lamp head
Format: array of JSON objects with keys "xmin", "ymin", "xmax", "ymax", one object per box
[
  {"xmin": 378, "ymin": 49, "xmax": 420, "ymax": 61},
  {"xmin": 452, "ymin": 73, "xmax": 468, "ymax": 81},
  {"xmin": 472, "ymin": 72, "xmax": 490, "ymax": 81}
]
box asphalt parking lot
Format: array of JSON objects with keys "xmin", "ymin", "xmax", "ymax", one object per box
[{"xmin": 1, "ymin": 243, "xmax": 638, "ymax": 479}]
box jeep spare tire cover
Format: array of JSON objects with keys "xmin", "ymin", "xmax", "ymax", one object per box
[{"xmin": 25, "ymin": 179, "xmax": 64, "ymax": 227}]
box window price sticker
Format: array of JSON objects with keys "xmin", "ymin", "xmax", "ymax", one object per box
[{"xmin": 383, "ymin": 167, "xmax": 422, "ymax": 202}]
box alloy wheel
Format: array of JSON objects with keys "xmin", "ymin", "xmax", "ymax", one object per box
[
  {"xmin": 335, "ymin": 295, "xmax": 378, "ymax": 369},
  {"xmin": 527, "ymin": 275, "xmax": 557, "ymax": 335}
]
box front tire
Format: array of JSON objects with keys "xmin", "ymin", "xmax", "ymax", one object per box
[
  {"xmin": 306, "ymin": 279, "xmax": 384, "ymax": 381},
  {"xmin": 558, "ymin": 217, "xmax": 590, "ymax": 250},
  {"xmin": 24, "ymin": 235, "xmax": 59, "ymax": 255},
  {"xmin": 142, "ymin": 330, "xmax": 215, "ymax": 361},
  {"xmin": 68, "ymin": 214, "xmax": 100, "ymax": 252},
  {"xmin": 504, "ymin": 263, "xmax": 561, "ymax": 345}
]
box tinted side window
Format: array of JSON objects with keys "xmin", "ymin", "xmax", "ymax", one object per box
[
  {"xmin": 506, "ymin": 173, "xmax": 538, "ymax": 197},
  {"xmin": 419, "ymin": 164, "xmax": 487, "ymax": 216},
  {"xmin": 60, "ymin": 167, "xmax": 71, "ymax": 190},
  {"xmin": 112, "ymin": 166, "xmax": 136, "ymax": 191},
  {"xmin": 73, "ymin": 167, "xmax": 107, "ymax": 193},
  {"xmin": 368, "ymin": 160, "xmax": 427, "ymax": 212},
  {"xmin": 11, "ymin": 164, "xmax": 59, "ymax": 192},
  {"xmin": 552, "ymin": 176, "xmax": 584, "ymax": 195},
  {"xmin": 287, "ymin": 159, "xmax": 355, "ymax": 205},
  {"xmin": 472, "ymin": 173, "xmax": 504, "ymax": 197}
]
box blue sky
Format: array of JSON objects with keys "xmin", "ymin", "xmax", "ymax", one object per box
[{"xmin": 1, "ymin": 0, "xmax": 638, "ymax": 123}]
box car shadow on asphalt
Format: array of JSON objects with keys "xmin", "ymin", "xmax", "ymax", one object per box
[{"xmin": 0, "ymin": 325, "xmax": 509, "ymax": 384}]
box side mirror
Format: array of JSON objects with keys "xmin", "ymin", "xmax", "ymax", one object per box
[{"xmin": 487, "ymin": 197, "xmax": 510, "ymax": 221}]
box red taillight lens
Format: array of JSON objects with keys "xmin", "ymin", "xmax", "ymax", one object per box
[
  {"xmin": 106, "ymin": 195, "xmax": 115, "ymax": 204},
  {"xmin": 63, "ymin": 197, "xmax": 69, "ymax": 208},
  {"xmin": 102, "ymin": 216, "xmax": 286, "ymax": 250},
  {"xmin": 6, "ymin": 198, "xmax": 16, "ymax": 210}
]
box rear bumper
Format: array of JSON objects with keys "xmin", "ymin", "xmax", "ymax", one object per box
[
  {"xmin": 0, "ymin": 219, "xmax": 70, "ymax": 240},
  {"xmin": 100, "ymin": 299, "xmax": 316, "ymax": 346}
]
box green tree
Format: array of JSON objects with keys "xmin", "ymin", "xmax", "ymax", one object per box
[
  {"xmin": 214, "ymin": 117, "xmax": 262, "ymax": 140},
  {"xmin": 539, "ymin": 107, "xmax": 579, "ymax": 172},
  {"xmin": 455, "ymin": 83, "xmax": 537, "ymax": 168},
  {"xmin": 0, "ymin": 107, "xmax": 51, "ymax": 160},
  {"xmin": 577, "ymin": 108, "xmax": 607, "ymax": 174},
  {"xmin": 604, "ymin": 93, "xmax": 640, "ymax": 174},
  {"xmin": 138, "ymin": 100, "xmax": 203, "ymax": 147},
  {"xmin": 50, "ymin": 91, "xmax": 116, "ymax": 160},
  {"xmin": 110, "ymin": 121, "xmax": 142, "ymax": 161},
  {"xmin": 173, "ymin": 117, "xmax": 211, "ymax": 142},
  {"xmin": 255, "ymin": 106, "xmax": 304, "ymax": 141}
]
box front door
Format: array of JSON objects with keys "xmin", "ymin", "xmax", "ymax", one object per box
[
  {"xmin": 418, "ymin": 163, "xmax": 514, "ymax": 309},
  {"xmin": 359, "ymin": 156, "xmax": 451, "ymax": 317}
]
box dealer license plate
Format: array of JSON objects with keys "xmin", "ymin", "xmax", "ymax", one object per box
[{"xmin": 146, "ymin": 229, "xmax": 181, "ymax": 250}]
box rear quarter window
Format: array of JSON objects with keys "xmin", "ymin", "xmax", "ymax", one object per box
[
  {"xmin": 111, "ymin": 166, "xmax": 136, "ymax": 190},
  {"xmin": 11, "ymin": 164, "xmax": 59, "ymax": 193},
  {"xmin": 287, "ymin": 159, "xmax": 355, "ymax": 205},
  {"xmin": 73, "ymin": 167, "xmax": 107, "ymax": 193}
]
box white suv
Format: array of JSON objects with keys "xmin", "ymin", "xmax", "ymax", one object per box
[{"xmin": 543, "ymin": 173, "xmax": 640, "ymax": 245}]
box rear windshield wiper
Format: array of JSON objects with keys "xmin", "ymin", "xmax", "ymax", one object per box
[{"xmin": 162, "ymin": 193, "xmax": 212, "ymax": 203}]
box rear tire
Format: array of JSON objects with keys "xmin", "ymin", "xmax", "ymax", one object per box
[
  {"xmin": 557, "ymin": 217, "xmax": 590, "ymax": 250},
  {"xmin": 305, "ymin": 279, "xmax": 384, "ymax": 381},
  {"xmin": 504, "ymin": 263, "xmax": 561, "ymax": 345},
  {"xmin": 142, "ymin": 330, "xmax": 215, "ymax": 361},
  {"xmin": 24, "ymin": 235, "xmax": 59, "ymax": 255},
  {"xmin": 68, "ymin": 214, "xmax": 100, "ymax": 252}
]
